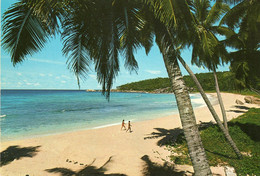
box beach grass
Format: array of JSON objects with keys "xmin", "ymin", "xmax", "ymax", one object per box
[{"xmin": 168, "ymin": 108, "xmax": 260, "ymax": 176}]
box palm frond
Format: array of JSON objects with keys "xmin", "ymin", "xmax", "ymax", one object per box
[
  {"xmin": 192, "ymin": 0, "xmax": 210, "ymax": 22},
  {"xmin": 116, "ymin": 0, "xmax": 145, "ymax": 72},
  {"xmin": 61, "ymin": 1, "xmax": 99, "ymax": 88},
  {"xmin": 2, "ymin": 1, "xmax": 50, "ymax": 65},
  {"xmin": 99, "ymin": 1, "xmax": 120, "ymax": 98},
  {"xmin": 144, "ymin": 0, "xmax": 193, "ymax": 28},
  {"xmin": 205, "ymin": 1, "xmax": 229, "ymax": 26},
  {"xmin": 138, "ymin": 5, "xmax": 155, "ymax": 55},
  {"xmin": 218, "ymin": 0, "xmax": 244, "ymax": 5},
  {"xmin": 210, "ymin": 26, "xmax": 235, "ymax": 37},
  {"xmin": 219, "ymin": 0, "xmax": 248, "ymax": 28},
  {"xmin": 26, "ymin": 0, "xmax": 64, "ymax": 35}
]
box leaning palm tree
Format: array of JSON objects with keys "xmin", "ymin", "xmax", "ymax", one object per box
[
  {"xmin": 141, "ymin": 3, "xmax": 214, "ymax": 175},
  {"xmin": 146, "ymin": 0, "xmax": 242, "ymax": 159},
  {"xmin": 153, "ymin": 18, "xmax": 212, "ymax": 175},
  {"xmin": 2, "ymin": 0, "xmax": 212, "ymax": 175},
  {"xmin": 189, "ymin": 0, "xmax": 230, "ymax": 129}
]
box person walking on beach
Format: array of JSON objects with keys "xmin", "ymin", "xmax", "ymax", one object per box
[
  {"xmin": 126, "ymin": 121, "xmax": 132, "ymax": 132},
  {"xmin": 121, "ymin": 120, "xmax": 126, "ymax": 130}
]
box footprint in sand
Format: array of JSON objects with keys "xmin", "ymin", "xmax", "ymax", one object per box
[{"xmin": 66, "ymin": 159, "xmax": 86, "ymax": 166}]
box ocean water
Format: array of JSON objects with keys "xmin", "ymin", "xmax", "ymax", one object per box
[{"xmin": 0, "ymin": 90, "xmax": 210, "ymax": 141}]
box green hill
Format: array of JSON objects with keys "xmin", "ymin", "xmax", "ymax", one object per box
[{"xmin": 117, "ymin": 71, "xmax": 236, "ymax": 92}]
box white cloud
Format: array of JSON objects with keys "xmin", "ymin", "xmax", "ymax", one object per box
[
  {"xmin": 145, "ymin": 70, "xmax": 162, "ymax": 75},
  {"xmin": 34, "ymin": 83, "xmax": 40, "ymax": 86},
  {"xmin": 18, "ymin": 82, "xmax": 22, "ymax": 85},
  {"xmin": 55, "ymin": 76, "xmax": 60, "ymax": 79},
  {"xmin": 40, "ymin": 73, "xmax": 45, "ymax": 77},
  {"xmin": 61, "ymin": 75, "xmax": 71, "ymax": 79},
  {"xmin": 17, "ymin": 73, "xmax": 22, "ymax": 76},
  {"xmin": 61, "ymin": 81, "xmax": 66, "ymax": 84},
  {"xmin": 89, "ymin": 74, "xmax": 97, "ymax": 79},
  {"xmin": 30, "ymin": 58, "xmax": 65, "ymax": 65},
  {"xmin": 26, "ymin": 82, "xmax": 32, "ymax": 85},
  {"xmin": 48, "ymin": 74, "xmax": 53, "ymax": 77}
]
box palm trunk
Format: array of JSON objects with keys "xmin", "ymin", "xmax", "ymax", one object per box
[
  {"xmin": 213, "ymin": 70, "xmax": 228, "ymax": 130},
  {"xmin": 178, "ymin": 56, "xmax": 242, "ymax": 158},
  {"xmin": 163, "ymin": 50, "xmax": 212, "ymax": 176}
]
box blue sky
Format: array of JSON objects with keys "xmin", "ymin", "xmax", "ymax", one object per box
[{"xmin": 1, "ymin": 0, "xmax": 230, "ymax": 90}]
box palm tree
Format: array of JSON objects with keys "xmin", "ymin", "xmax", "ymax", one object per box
[
  {"xmin": 178, "ymin": 0, "xmax": 244, "ymax": 157},
  {"xmin": 146, "ymin": 0, "xmax": 242, "ymax": 159},
  {"xmin": 141, "ymin": 4, "xmax": 214, "ymax": 175},
  {"xmin": 150, "ymin": 13, "xmax": 212, "ymax": 174},
  {"xmin": 189, "ymin": 0, "xmax": 230, "ymax": 129},
  {"xmin": 220, "ymin": 0, "xmax": 260, "ymax": 90},
  {"xmin": 2, "ymin": 0, "xmax": 212, "ymax": 175}
]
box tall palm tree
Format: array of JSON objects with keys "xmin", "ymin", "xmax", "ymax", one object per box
[
  {"xmin": 146, "ymin": 0, "xmax": 242, "ymax": 159},
  {"xmin": 140, "ymin": 4, "xmax": 213, "ymax": 175},
  {"xmin": 178, "ymin": 0, "xmax": 243, "ymax": 157},
  {"xmin": 2, "ymin": 0, "xmax": 212, "ymax": 175},
  {"xmin": 153, "ymin": 18, "xmax": 212, "ymax": 175},
  {"xmin": 189, "ymin": 0, "xmax": 230, "ymax": 129}
]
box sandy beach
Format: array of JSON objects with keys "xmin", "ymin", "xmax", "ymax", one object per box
[{"xmin": 1, "ymin": 93, "xmax": 259, "ymax": 176}]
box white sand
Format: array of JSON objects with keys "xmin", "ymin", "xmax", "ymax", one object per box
[{"xmin": 0, "ymin": 93, "xmax": 259, "ymax": 176}]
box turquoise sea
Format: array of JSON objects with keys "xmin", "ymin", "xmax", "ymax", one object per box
[{"xmin": 1, "ymin": 90, "xmax": 209, "ymax": 141}]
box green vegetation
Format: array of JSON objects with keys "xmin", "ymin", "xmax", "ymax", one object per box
[
  {"xmin": 118, "ymin": 71, "xmax": 236, "ymax": 92},
  {"xmin": 168, "ymin": 108, "xmax": 260, "ymax": 176},
  {"xmin": 117, "ymin": 77, "xmax": 171, "ymax": 92},
  {"xmin": 118, "ymin": 71, "xmax": 260, "ymax": 98}
]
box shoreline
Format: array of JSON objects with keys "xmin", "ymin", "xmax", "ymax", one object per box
[
  {"xmin": 1, "ymin": 93, "xmax": 215, "ymax": 142},
  {"xmin": 1, "ymin": 93, "xmax": 259, "ymax": 176}
]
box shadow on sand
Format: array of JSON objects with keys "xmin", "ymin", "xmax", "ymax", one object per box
[
  {"xmin": 46, "ymin": 156, "xmax": 126, "ymax": 176},
  {"xmin": 141, "ymin": 155, "xmax": 185, "ymax": 176},
  {"xmin": 0, "ymin": 145, "xmax": 41, "ymax": 167},
  {"xmin": 234, "ymin": 105, "xmax": 250, "ymax": 110},
  {"xmin": 227, "ymin": 109, "xmax": 247, "ymax": 113},
  {"xmin": 227, "ymin": 105, "xmax": 251, "ymax": 113},
  {"xmin": 144, "ymin": 121, "xmax": 215, "ymax": 146},
  {"xmin": 144, "ymin": 128, "xmax": 183, "ymax": 146}
]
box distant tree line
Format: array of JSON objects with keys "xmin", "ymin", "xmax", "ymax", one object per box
[{"xmin": 117, "ymin": 71, "xmax": 241, "ymax": 92}]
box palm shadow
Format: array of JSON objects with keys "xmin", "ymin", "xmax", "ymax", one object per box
[
  {"xmin": 204, "ymin": 149, "xmax": 238, "ymax": 160},
  {"xmin": 234, "ymin": 105, "xmax": 250, "ymax": 110},
  {"xmin": 144, "ymin": 128, "xmax": 183, "ymax": 146},
  {"xmin": 227, "ymin": 105, "xmax": 251, "ymax": 114},
  {"xmin": 0, "ymin": 145, "xmax": 41, "ymax": 167},
  {"xmin": 141, "ymin": 155, "xmax": 185, "ymax": 176},
  {"xmin": 229, "ymin": 122, "xmax": 260, "ymax": 141},
  {"xmin": 144, "ymin": 121, "xmax": 215, "ymax": 146},
  {"xmin": 46, "ymin": 156, "xmax": 126, "ymax": 176},
  {"xmin": 227, "ymin": 110, "xmax": 247, "ymax": 113}
]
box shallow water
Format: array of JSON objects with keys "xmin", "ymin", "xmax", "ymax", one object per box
[{"xmin": 1, "ymin": 90, "xmax": 209, "ymax": 141}]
